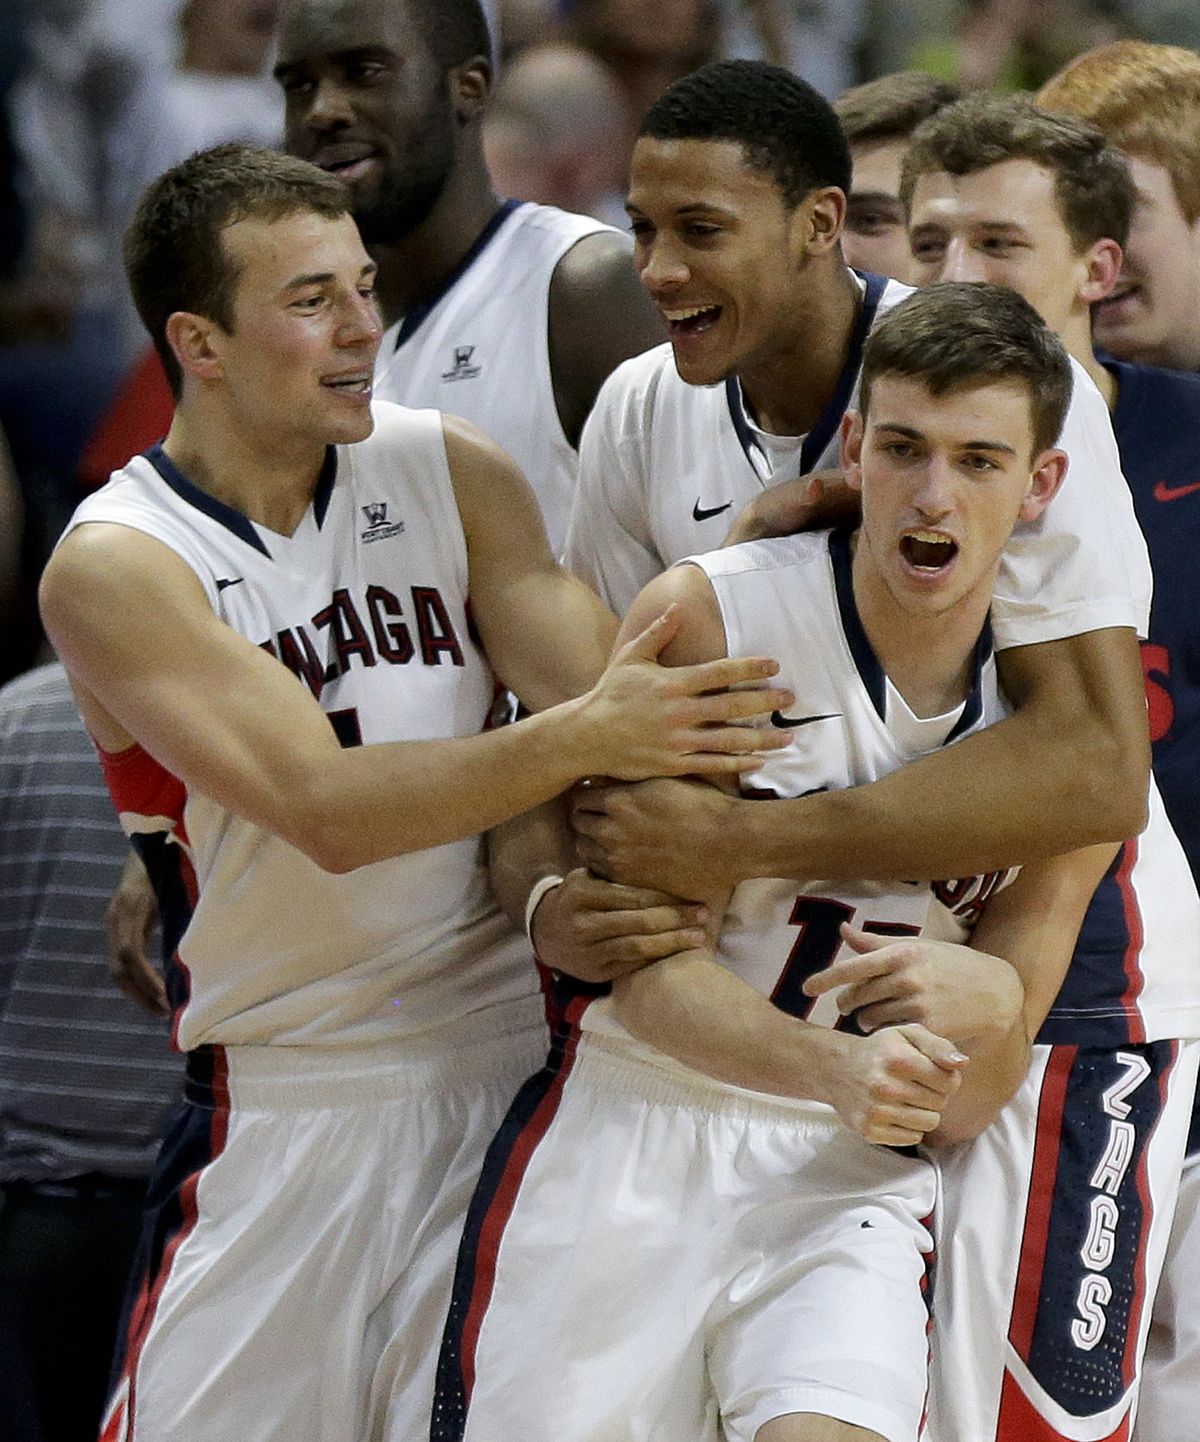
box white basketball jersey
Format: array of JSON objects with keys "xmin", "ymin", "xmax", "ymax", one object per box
[
  {"xmin": 581, "ymin": 529, "xmax": 1014, "ymax": 1074},
  {"xmin": 565, "ymin": 272, "xmax": 1152, "ymax": 650},
  {"xmin": 62, "ymin": 403, "xmax": 540, "ymax": 1052},
  {"xmin": 373, "ymin": 200, "xmax": 617, "ymax": 554}
]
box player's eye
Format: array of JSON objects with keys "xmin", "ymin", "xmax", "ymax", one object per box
[{"xmin": 910, "ymin": 239, "xmax": 945, "ymax": 262}]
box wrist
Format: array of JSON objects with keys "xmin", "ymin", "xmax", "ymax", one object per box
[{"xmin": 525, "ymin": 874, "xmax": 565, "ymax": 958}]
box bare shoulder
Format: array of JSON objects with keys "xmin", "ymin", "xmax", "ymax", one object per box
[
  {"xmin": 619, "ymin": 562, "xmax": 727, "ymax": 666},
  {"xmin": 40, "ymin": 522, "xmax": 207, "ymax": 636},
  {"xmin": 439, "ymin": 413, "xmax": 556, "ymax": 573},
  {"xmin": 547, "ymin": 229, "xmax": 663, "ymax": 447}
]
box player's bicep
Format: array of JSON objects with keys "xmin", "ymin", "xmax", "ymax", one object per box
[
  {"xmin": 443, "ymin": 413, "xmax": 618, "ymax": 705},
  {"xmin": 616, "ymin": 564, "xmax": 727, "ymax": 668},
  {"xmin": 40, "ymin": 524, "xmax": 343, "ymax": 826}
]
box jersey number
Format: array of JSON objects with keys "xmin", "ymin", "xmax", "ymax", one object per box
[{"xmin": 773, "ymin": 896, "xmax": 919, "ymax": 1025}]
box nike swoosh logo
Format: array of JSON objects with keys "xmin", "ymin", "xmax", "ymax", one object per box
[
  {"xmin": 771, "ymin": 711, "xmax": 842, "ymax": 729},
  {"xmin": 216, "ymin": 577, "xmax": 244, "ymax": 591},
  {"xmin": 693, "ymin": 499, "xmax": 733, "ymax": 522},
  {"xmin": 1153, "ymin": 479, "xmax": 1200, "ymax": 502}
]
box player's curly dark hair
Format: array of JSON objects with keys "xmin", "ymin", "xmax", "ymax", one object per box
[
  {"xmin": 125, "ymin": 143, "xmax": 351, "ymax": 398},
  {"xmin": 900, "ymin": 94, "xmax": 1134, "ymax": 252},
  {"xmin": 640, "ymin": 60, "xmax": 851, "ymax": 208},
  {"xmin": 860, "ymin": 283, "xmax": 1074, "ymax": 456}
]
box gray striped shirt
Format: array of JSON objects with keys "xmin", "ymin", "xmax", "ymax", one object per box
[{"xmin": 0, "ymin": 662, "xmax": 182, "ymax": 1182}]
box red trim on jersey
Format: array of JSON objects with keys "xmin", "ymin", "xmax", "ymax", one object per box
[
  {"xmin": 98, "ymin": 740, "xmax": 187, "ymax": 827},
  {"xmin": 459, "ymin": 995, "xmax": 591, "ymax": 1399},
  {"xmin": 115, "ymin": 1047, "xmax": 231, "ymax": 1438},
  {"xmin": 996, "ymin": 1368, "xmax": 1131, "ymax": 1442},
  {"xmin": 1115, "ymin": 841, "xmax": 1147, "ymax": 1043},
  {"xmin": 1122, "ymin": 1042, "xmax": 1176, "ymax": 1388},
  {"xmin": 1008, "ymin": 1047, "xmax": 1076, "ymax": 1358}
]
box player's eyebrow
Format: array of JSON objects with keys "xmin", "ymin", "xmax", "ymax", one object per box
[
  {"xmin": 281, "ymin": 261, "xmax": 378, "ymax": 293},
  {"xmin": 273, "ymin": 46, "xmax": 396, "ymax": 82},
  {"xmin": 848, "ymin": 190, "xmax": 902, "ymax": 208},
  {"xmin": 874, "ymin": 422, "xmax": 1018, "ymax": 457}
]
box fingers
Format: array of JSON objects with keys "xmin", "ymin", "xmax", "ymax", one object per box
[
  {"xmin": 901, "ymin": 1023, "xmax": 970, "ymax": 1074},
  {"xmin": 838, "ymin": 921, "xmax": 890, "ymax": 955},
  {"xmin": 668, "ymin": 654, "xmax": 782, "ymax": 695},
  {"xmin": 108, "ymin": 948, "xmax": 169, "ymax": 1016},
  {"xmin": 687, "ymin": 686, "xmax": 795, "ymax": 725},
  {"xmin": 661, "ymin": 724, "xmax": 792, "ymax": 773},
  {"xmin": 803, "ymin": 950, "xmax": 896, "ymax": 998}
]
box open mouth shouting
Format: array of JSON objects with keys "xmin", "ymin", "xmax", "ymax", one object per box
[
  {"xmin": 322, "ymin": 370, "xmax": 373, "ymax": 400},
  {"xmin": 899, "ymin": 529, "xmax": 958, "ymax": 574}
]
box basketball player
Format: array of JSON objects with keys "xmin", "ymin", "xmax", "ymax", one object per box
[
  {"xmin": 274, "ymin": 0, "xmax": 662, "ymax": 552},
  {"xmin": 901, "ymin": 91, "xmax": 1200, "ymax": 1442},
  {"xmin": 563, "ymin": 60, "xmax": 1152, "ymax": 900},
  {"xmin": 432, "ymin": 285, "xmax": 1114, "ymax": 1442},
  {"xmin": 36, "ymin": 145, "xmax": 788, "ymax": 1442}
]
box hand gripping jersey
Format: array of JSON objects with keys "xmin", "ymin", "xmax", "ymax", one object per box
[
  {"xmin": 374, "ymin": 200, "xmax": 617, "ymax": 555},
  {"xmin": 580, "ymin": 527, "xmax": 1015, "ymax": 1081},
  {"xmin": 565, "ymin": 272, "xmax": 1152, "ymax": 649},
  {"xmin": 62, "ymin": 403, "xmax": 539, "ymax": 1053}
]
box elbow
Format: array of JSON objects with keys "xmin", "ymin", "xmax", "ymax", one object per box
[{"xmin": 1074, "ymin": 725, "xmax": 1149, "ymax": 842}]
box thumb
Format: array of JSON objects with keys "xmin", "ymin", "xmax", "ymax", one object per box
[
  {"xmin": 614, "ymin": 605, "xmax": 682, "ymax": 665},
  {"xmin": 903, "ymin": 1023, "xmax": 969, "ymax": 1071},
  {"xmin": 839, "ymin": 921, "xmax": 890, "ymax": 955}
]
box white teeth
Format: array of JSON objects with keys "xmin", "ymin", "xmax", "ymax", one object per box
[
  {"xmin": 326, "ymin": 376, "xmax": 370, "ymax": 392},
  {"xmin": 663, "ymin": 305, "xmax": 717, "ymax": 320},
  {"xmin": 905, "ymin": 530, "xmax": 951, "ymax": 546}
]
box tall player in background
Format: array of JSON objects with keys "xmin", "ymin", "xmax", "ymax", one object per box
[
  {"xmin": 893, "ymin": 92, "xmax": 1200, "ymax": 1442},
  {"xmin": 37, "ymin": 145, "xmax": 787, "ymax": 1442},
  {"xmin": 274, "ymin": 0, "xmax": 662, "ymax": 551}
]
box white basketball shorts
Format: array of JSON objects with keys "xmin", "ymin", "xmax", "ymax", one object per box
[
  {"xmin": 926, "ymin": 1038, "xmax": 1200, "ymax": 1442},
  {"xmin": 99, "ymin": 1014, "xmax": 548, "ymax": 1442},
  {"xmin": 432, "ymin": 1012, "xmax": 938, "ymax": 1442}
]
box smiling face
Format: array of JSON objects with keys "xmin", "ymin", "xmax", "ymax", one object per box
[
  {"xmin": 275, "ymin": 0, "xmax": 459, "ymax": 243},
  {"xmin": 626, "ymin": 135, "xmax": 826, "ymax": 387},
  {"xmin": 843, "ymin": 138, "xmax": 917, "ymax": 283},
  {"xmin": 1092, "ymin": 154, "xmax": 1200, "ymax": 370},
  {"xmin": 907, "ymin": 159, "xmax": 1099, "ymax": 339},
  {"xmin": 845, "ymin": 373, "xmax": 1063, "ymax": 621},
  {"xmin": 189, "ymin": 209, "xmax": 382, "ymax": 450}
]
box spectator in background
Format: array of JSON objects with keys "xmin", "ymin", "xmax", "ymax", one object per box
[
  {"xmin": 484, "ymin": 42, "xmax": 632, "ymax": 227},
  {"xmin": 1038, "ymin": 41, "xmax": 1200, "ymax": 373},
  {"xmin": 834, "ymin": 70, "xmax": 960, "ymax": 283},
  {"xmin": 719, "ymin": 0, "xmax": 865, "ymax": 98},
  {"xmin": 0, "ymin": 662, "xmax": 181, "ymax": 1442},
  {"xmin": 567, "ymin": 0, "xmax": 718, "ymax": 129}
]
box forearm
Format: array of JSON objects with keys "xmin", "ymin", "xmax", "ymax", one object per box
[
  {"xmin": 612, "ymin": 949, "xmax": 844, "ymax": 1104},
  {"xmin": 731, "ymin": 702, "xmax": 1140, "ymax": 884},
  {"xmin": 926, "ymin": 1015, "xmax": 1029, "ymax": 1145},
  {"xmin": 486, "ymin": 794, "xmax": 574, "ymax": 933}
]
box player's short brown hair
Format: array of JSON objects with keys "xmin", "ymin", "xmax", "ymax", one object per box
[
  {"xmin": 834, "ymin": 71, "xmax": 960, "ymax": 148},
  {"xmin": 1037, "ymin": 41, "xmax": 1200, "ymax": 224},
  {"xmin": 899, "ymin": 93, "xmax": 1134, "ymax": 253},
  {"xmin": 125, "ymin": 143, "xmax": 352, "ymax": 397},
  {"xmin": 860, "ymin": 283, "xmax": 1073, "ymax": 457}
]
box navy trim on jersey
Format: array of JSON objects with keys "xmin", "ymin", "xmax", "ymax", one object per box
[
  {"xmin": 828, "ymin": 527, "xmax": 991, "ymax": 738},
  {"xmin": 146, "ymin": 444, "xmax": 272, "ymax": 558},
  {"xmin": 393, "ymin": 199, "xmax": 524, "ymax": 351},
  {"xmin": 312, "ymin": 446, "xmax": 337, "ymax": 529},
  {"xmin": 725, "ymin": 270, "xmax": 888, "ymax": 484}
]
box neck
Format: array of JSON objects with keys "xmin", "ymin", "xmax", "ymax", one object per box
[
  {"xmin": 371, "ymin": 150, "xmax": 501, "ymax": 326},
  {"xmin": 1060, "ymin": 306, "xmax": 1117, "ymax": 409},
  {"xmin": 738, "ymin": 261, "xmax": 862, "ymax": 436},
  {"xmin": 850, "ymin": 533, "xmax": 990, "ymax": 719},
  {"xmin": 162, "ymin": 400, "xmax": 327, "ymax": 537}
]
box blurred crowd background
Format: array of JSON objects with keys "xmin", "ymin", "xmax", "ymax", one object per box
[{"xmin": 2, "ymin": 0, "xmax": 1200, "ymax": 683}]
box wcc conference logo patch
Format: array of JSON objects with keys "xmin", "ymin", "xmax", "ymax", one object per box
[
  {"xmin": 442, "ymin": 344, "xmax": 481, "ymax": 382},
  {"xmin": 360, "ymin": 502, "xmax": 406, "ymax": 544}
]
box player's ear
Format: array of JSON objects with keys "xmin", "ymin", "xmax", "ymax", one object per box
[
  {"xmin": 450, "ymin": 56, "xmax": 492, "ymax": 125},
  {"xmin": 790, "ymin": 186, "xmax": 845, "ymax": 260},
  {"xmin": 840, "ymin": 408, "xmax": 865, "ymax": 490},
  {"xmin": 1020, "ymin": 447, "xmax": 1068, "ymax": 521},
  {"xmin": 165, "ymin": 311, "xmax": 223, "ymax": 384},
  {"xmin": 1077, "ymin": 237, "xmax": 1122, "ymax": 305}
]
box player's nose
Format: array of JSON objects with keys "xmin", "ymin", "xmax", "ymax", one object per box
[
  {"xmin": 937, "ymin": 239, "xmax": 989, "ymax": 285},
  {"xmin": 637, "ymin": 239, "xmax": 689, "ymax": 294},
  {"xmin": 304, "ymin": 76, "xmax": 358, "ymax": 132}
]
